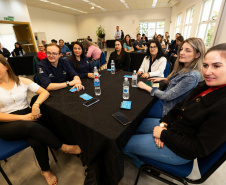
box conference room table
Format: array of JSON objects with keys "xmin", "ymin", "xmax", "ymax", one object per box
[
  {"xmin": 8, "ymin": 52, "xmax": 36, "ymax": 75},
  {"xmin": 129, "ymin": 50, "xmax": 146, "ymax": 72},
  {"xmin": 40, "ymin": 70, "xmax": 157, "ymax": 184}
]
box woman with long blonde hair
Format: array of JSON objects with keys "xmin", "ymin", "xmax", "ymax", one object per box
[{"xmin": 137, "ymin": 38, "xmax": 205, "ymax": 118}]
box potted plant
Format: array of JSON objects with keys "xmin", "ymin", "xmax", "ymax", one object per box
[{"xmin": 96, "ymin": 25, "xmax": 105, "ymax": 38}]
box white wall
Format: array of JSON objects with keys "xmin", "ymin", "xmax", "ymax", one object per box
[
  {"xmin": 0, "ymin": 0, "xmax": 31, "ymax": 22},
  {"xmin": 27, "ymin": 6, "xmax": 78, "ymax": 44},
  {"xmin": 76, "ymin": 8, "xmax": 172, "ymax": 42}
]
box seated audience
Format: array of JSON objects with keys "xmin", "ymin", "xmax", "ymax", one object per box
[
  {"xmin": 107, "ymin": 40, "xmax": 130, "ymax": 71},
  {"xmin": 13, "ymin": 42, "xmax": 24, "ymax": 56},
  {"xmin": 42, "ymin": 39, "xmax": 46, "ymax": 45},
  {"xmin": 166, "ymin": 33, "xmax": 181, "ymax": 53},
  {"xmin": 157, "ymin": 34, "xmax": 166, "ymax": 49},
  {"xmin": 141, "ymin": 34, "xmax": 148, "ymax": 43},
  {"xmin": 170, "ymin": 36, "xmax": 184, "ymax": 69},
  {"xmin": 163, "ymin": 32, "xmax": 170, "ymax": 49},
  {"xmin": 37, "ymin": 43, "xmax": 83, "ymax": 91},
  {"xmin": 123, "ymin": 34, "xmax": 134, "ymax": 53},
  {"xmin": 67, "ymin": 41, "xmax": 94, "ymax": 79},
  {"xmin": 0, "ymin": 42, "xmax": 10, "ymax": 58},
  {"xmin": 87, "ymin": 36, "xmax": 92, "ymax": 42},
  {"xmin": 122, "ymin": 43, "xmax": 226, "ymax": 168},
  {"xmin": 51, "ymin": 39, "xmax": 57, "ymax": 44},
  {"xmin": 153, "ymin": 33, "xmax": 158, "ymax": 40},
  {"xmin": 59, "ymin": 39, "xmax": 71, "ymax": 56},
  {"xmin": 137, "ymin": 38, "xmax": 204, "ymax": 118},
  {"xmin": 83, "ymin": 39, "xmax": 101, "ymax": 68},
  {"xmin": 0, "ymin": 54, "xmax": 82, "ymax": 185},
  {"xmin": 137, "ymin": 40, "xmax": 167, "ymax": 78},
  {"xmin": 37, "ymin": 43, "xmax": 47, "ymax": 61},
  {"xmin": 133, "ymin": 33, "xmax": 145, "ymax": 50}
]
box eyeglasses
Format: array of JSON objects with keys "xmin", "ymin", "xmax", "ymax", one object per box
[
  {"xmin": 47, "ymin": 52, "xmax": 59, "ymax": 56},
  {"xmin": 150, "ymin": 46, "xmax": 157, "ymax": 49}
]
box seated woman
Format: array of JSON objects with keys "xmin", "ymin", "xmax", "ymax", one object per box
[
  {"xmin": 83, "ymin": 39, "xmax": 101, "ymax": 68},
  {"xmin": 122, "ymin": 43, "xmax": 226, "ymax": 168},
  {"xmin": 137, "ymin": 40, "xmax": 167, "ymax": 78},
  {"xmin": 67, "ymin": 41, "xmax": 94, "ymax": 79},
  {"xmin": 137, "ymin": 38, "xmax": 204, "ymax": 118},
  {"xmin": 157, "ymin": 34, "xmax": 166, "ymax": 49},
  {"xmin": 141, "ymin": 34, "xmax": 148, "ymax": 44},
  {"xmin": 107, "ymin": 40, "xmax": 130, "ymax": 71},
  {"xmin": 0, "ymin": 54, "xmax": 82, "ymax": 185},
  {"xmin": 13, "ymin": 42, "xmax": 24, "ymax": 56},
  {"xmin": 123, "ymin": 34, "xmax": 134, "ymax": 53},
  {"xmin": 37, "ymin": 43, "xmax": 47, "ymax": 61}
]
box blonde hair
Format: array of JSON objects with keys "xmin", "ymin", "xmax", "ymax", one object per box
[
  {"xmin": 83, "ymin": 39, "xmax": 98, "ymax": 47},
  {"xmin": 167, "ymin": 37, "xmax": 205, "ymax": 80},
  {"xmin": 0, "ymin": 54, "xmax": 20, "ymax": 85}
]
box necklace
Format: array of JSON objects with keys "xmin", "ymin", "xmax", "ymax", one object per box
[{"xmin": 9, "ymin": 91, "xmax": 16, "ymax": 103}]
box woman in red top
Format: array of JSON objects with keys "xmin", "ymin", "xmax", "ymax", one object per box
[{"xmin": 37, "ymin": 43, "xmax": 47, "ymax": 61}]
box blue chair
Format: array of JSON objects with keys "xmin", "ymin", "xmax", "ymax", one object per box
[
  {"xmin": 134, "ymin": 142, "xmax": 226, "ymax": 185},
  {"xmin": 33, "ymin": 74, "xmax": 40, "ymax": 85},
  {"xmin": 164, "ymin": 62, "xmax": 171, "ymax": 78},
  {"xmin": 99, "ymin": 52, "xmax": 106, "ymax": 67},
  {"xmin": 104, "ymin": 51, "xmax": 107, "ymax": 59},
  {"xmin": 0, "ymin": 138, "xmax": 57, "ymax": 185}
]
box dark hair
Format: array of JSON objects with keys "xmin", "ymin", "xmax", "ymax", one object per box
[
  {"xmin": 0, "ymin": 54, "xmax": 20, "ymax": 85},
  {"xmin": 124, "ymin": 34, "xmax": 132, "ymax": 47},
  {"xmin": 176, "ymin": 33, "xmax": 181, "ymax": 36},
  {"xmin": 51, "ymin": 39, "xmax": 57, "ymax": 43},
  {"xmin": 176, "ymin": 36, "xmax": 184, "ymax": 42},
  {"xmin": 71, "ymin": 41, "xmax": 86, "ymax": 70},
  {"xmin": 115, "ymin": 40, "xmax": 124, "ymax": 60},
  {"xmin": 152, "ymin": 34, "xmax": 158, "ymax": 40},
  {"xmin": 46, "ymin": 43, "xmax": 62, "ymax": 54},
  {"xmin": 205, "ymin": 43, "xmax": 226, "ymax": 59},
  {"xmin": 137, "ymin": 33, "xmax": 141, "ymax": 37},
  {"xmin": 14, "ymin": 42, "xmax": 23, "ymax": 50},
  {"xmin": 146, "ymin": 40, "xmax": 165, "ymax": 60},
  {"xmin": 59, "ymin": 39, "xmax": 64, "ymax": 43}
]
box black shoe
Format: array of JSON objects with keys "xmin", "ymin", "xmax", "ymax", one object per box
[{"xmin": 84, "ymin": 162, "xmax": 99, "ymax": 185}]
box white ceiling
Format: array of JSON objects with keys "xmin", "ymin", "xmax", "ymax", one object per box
[{"xmin": 26, "ymin": 0, "xmax": 175, "ymax": 15}]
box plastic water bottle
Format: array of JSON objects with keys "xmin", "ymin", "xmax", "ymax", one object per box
[
  {"xmin": 94, "ymin": 66, "xmax": 98, "ymax": 78},
  {"xmin": 132, "ymin": 70, "xmax": 137, "ymax": 87},
  {"xmin": 19, "ymin": 51, "xmax": 22, "ymax": 57},
  {"xmin": 123, "ymin": 77, "xmax": 129, "ymax": 100},
  {"xmin": 94, "ymin": 76, "xmax": 101, "ymax": 96},
  {"xmin": 111, "ymin": 60, "xmax": 115, "ymax": 74}
]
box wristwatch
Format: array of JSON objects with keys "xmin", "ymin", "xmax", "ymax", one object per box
[
  {"xmin": 159, "ymin": 123, "xmax": 167, "ymax": 129},
  {"xmin": 66, "ymin": 81, "xmax": 70, "ymax": 87}
]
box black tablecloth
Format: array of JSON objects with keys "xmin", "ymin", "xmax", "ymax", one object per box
[
  {"xmin": 129, "ymin": 51, "xmax": 146, "ymax": 72},
  {"xmin": 8, "ymin": 56, "xmax": 34, "ymax": 75},
  {"xmin": 40, "ymin": 71, "xmax": 156, "ymax": 184}
]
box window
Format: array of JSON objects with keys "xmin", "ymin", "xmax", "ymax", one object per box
[
  {"xmin": 139, "ymin": 21, "xmax": 165, "ymax": 39},
  {"xmin": 0, "ymin": 34, "xmax": 17, "ymax": 53},
  {"xmin": 197, "ymin": 0, "xmax": 223, "ymax": 46},
  {"xmin": 175, "ymin": 13, "xmax": 182, "ymax": 35},
  {"xmin": 183, "ymin": 7, "xmax": 194, "ymax": 39}
]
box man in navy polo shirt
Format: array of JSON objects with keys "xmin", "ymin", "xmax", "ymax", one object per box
[{"xmin": 37, "ymin": 43, "xmax": 84, "ymax": 91}]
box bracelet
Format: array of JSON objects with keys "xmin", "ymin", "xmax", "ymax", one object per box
[
  {"xmin": 34, "ymin": 102, "xmax": 41, "ymax": 106},
  {"xmin": 33, "ymin": 104, "xmax": 39, "ymax": 107}
]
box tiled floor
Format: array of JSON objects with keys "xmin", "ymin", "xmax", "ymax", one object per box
[{"xmin": 1, "ymin": 48, "xmax": 225, "ymax": 185}]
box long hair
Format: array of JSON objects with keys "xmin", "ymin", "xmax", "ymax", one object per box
[
  {"xmin": 123, "ymin": 34, "xmax": 132, "ymax": 47},
  {"xmin": 204, "ymin": 43, "xmax": 226, "ymax": 59},
  {"xmin": 114, "ymin": 40, "xmax": 124, "ymax": 60},
  {"xmin": 167, "ymin": 37, "xmax": 205, "ymax": 80},
  {"xmin": 14, "ymin": 42, "xmax": 23, "ymax": 51},
  {"xmin": 145, "ymin": 40, "xmax": 165, "ymax": 60},
  {"xmin": 71, "ymin": 41, "xmax": 86, "ymax": 70},
  {"xmin": 83, "ymin": 39, "xmax": 98, "ymax": 47},
  {"xmin": 0, "ymin": 54, "xmax": 20, "ymax": 85},
  {"xmin": 157, "ymin": 34, "xmax": 163, "ymax": 44}
]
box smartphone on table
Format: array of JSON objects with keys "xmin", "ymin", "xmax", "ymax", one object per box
[
  {"xmin": 83, "ymin": 98, "xmax": 99, "ymax": 107},
  {"xmin": 112, "ymin": 112, "xmax": 131, "ymax": 126}
]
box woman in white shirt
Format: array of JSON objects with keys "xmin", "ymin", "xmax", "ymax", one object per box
[
  {"xmin": 137, "ymin": 40, "xmax": 167, "ymax": 78},
  {"xmin": 0, "ymin": 54, "xmax": 81, "ymax": 185},
  {"xmin": 157, "ymin": 34, "xmax": 166, "ymax": 49}
]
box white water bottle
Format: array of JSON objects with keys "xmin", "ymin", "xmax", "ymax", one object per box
[
  {"xmin": 111, "ymin": 60, "xmax": 115, "ymax": 74},
  {"xmin": 123, "ymin": 77, "xmax": 129, "ymax": 100},
  {"xmin": 94, "ymin": 76, "xmax": 101, "ymax": 96},
  {"xmin": 132, "ymin": 70, "xmax": 137, "ymax": 87},
  {"xmin": 94, "ymin": 66, "xmax": 98, "ymax": 78}
]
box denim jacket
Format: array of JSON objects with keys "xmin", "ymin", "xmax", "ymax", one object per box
[{"xmin": 150, "ymin": 70, "xmax": 201, "ymax": 117}]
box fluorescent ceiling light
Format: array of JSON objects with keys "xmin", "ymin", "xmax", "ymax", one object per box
[
  {"xmin": 40, "ymin": 0, "xmax": 87, "ymax": 13},
  {"xmin": 152, "ymin": 0, "xmax": 158, "ymax": 8},
  {"xmin": 82, "ymin": 0, "xmax": 107, "ymax": 11},
  {"xmin": 120, "ymin": 0, "xmax": 130, "ymax": 9},
  {"xmin": 91, "ymin": 7, "xmax": 95, "ymax": 10}
]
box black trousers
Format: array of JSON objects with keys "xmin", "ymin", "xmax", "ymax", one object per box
[{"xmin": 0, "ymin": 108, "xmax": 63, "ymax": 171}]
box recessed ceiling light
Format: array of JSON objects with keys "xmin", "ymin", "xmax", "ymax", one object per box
[
  {"xmin": 82, "ymin": 0, "xmax": 107, "ymax": 11},
  {"xmin": 152, "ymin": 0, "xmax": 158, "ymax": 8},
  {"xmin": 91, "ymin": 7, "xmax": 95, "ymax": 10}
]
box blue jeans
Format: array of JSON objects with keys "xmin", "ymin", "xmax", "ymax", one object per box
[
  {"xmin": 122, "ymin": 118, "xmax": 191, "ymax": 168},
  {"xmin": 146, "ymin": 99, "xmax": 163, "ymax": 118},
  {"xmin": 91, "ymin": 59, "xmax": 100, "ymax": 69}
]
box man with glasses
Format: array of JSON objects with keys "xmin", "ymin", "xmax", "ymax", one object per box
[
  {"xmin": 59, "ymin": 39, "xmax": 71, "ymax": 56},
  {"xmin": 133, "ymin": 33, "xmax": 145, "ymax": 51},
  {"xmin": 37, "ymin": 43, "xmax": 84, "ymax": 91}
]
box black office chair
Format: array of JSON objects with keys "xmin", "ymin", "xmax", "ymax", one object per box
[{"xmin": 134, "ymin": 142, "xmax": 226, "ymax": 185}]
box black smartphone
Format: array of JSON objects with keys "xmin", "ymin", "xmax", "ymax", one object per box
[
  {"xmin": 83, "ymin": 98, "xmax": 99, "ymax": 107},
  {"xmin": 112, "ymin": 112, "xmax": 131, "ymax": 126}
]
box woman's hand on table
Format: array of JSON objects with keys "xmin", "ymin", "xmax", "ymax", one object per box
[
  {"xmin": 137, "ymin": 71, "xmax": 143, "ymax": 76},
  {"xmin": 153, "ymin": 126, "xmax": 166, "ymax": 139},
  {"xmin": 72, "ymin": 84, "xmax": 85, "ymax": 91},
  {"xmin": 155, "ymin": 138, "xmax": 164, "ymax": 148},
  {"xmin": 137, "ymin": 81, "xmax": 152, "ymax": 93},
  {"xmin": 148, "ymin": 77, "xmax": 168, "ymax": 84},
  {"xmin": 88, "ymin": 73, "xmax": 94, "ymax": 78},
  {"xmin": 141, "ymin": 73, "xmax": 150, "ymax": 78}
]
